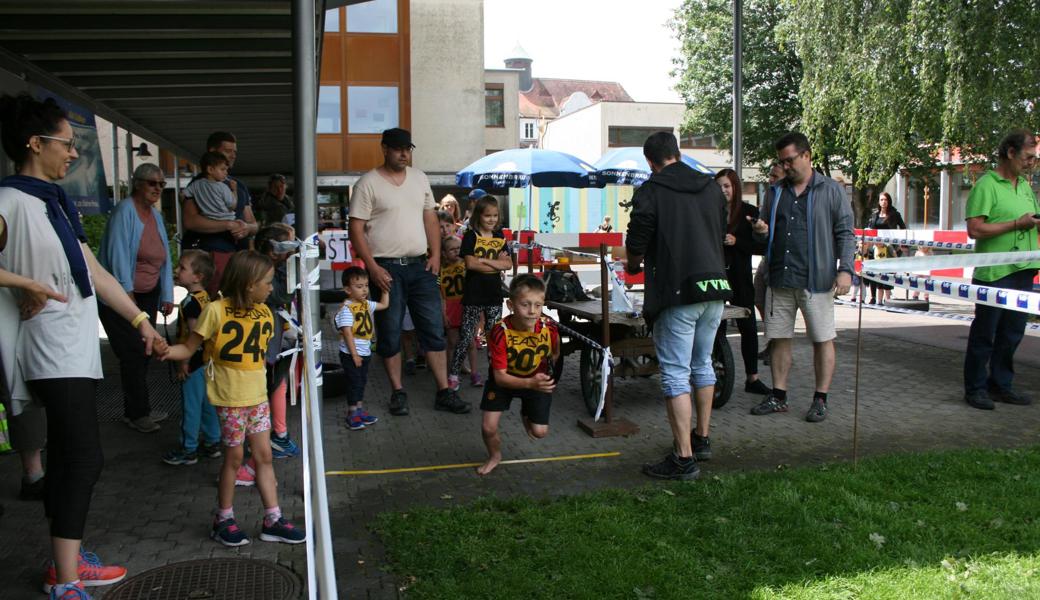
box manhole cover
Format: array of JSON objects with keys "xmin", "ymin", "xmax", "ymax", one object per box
[{"xmin": 104, "ymin": 558, "xmax": 301, "ymax": 600}]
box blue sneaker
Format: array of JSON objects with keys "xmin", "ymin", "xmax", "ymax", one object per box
[
  {"xmin": 270, "ymin": 433, "xmax": 299, "ymax": 459},
  {"xmin": 347, "ymin": 412, "xmax": 365, "ymax": 431},
  {"xmin": 357, "ymin": 409, "xmax": 379, "ymax": 426},
  {"xmin": 260, "ymin": 516, "xmax": 306, "ymax": 544},
  {"xmin": 211, "ymin": 516, "xmax": 250, "ymax": 547},
  {"xmin": 49, "ymin": 581, "xmax": 92, "ymax": 600}
]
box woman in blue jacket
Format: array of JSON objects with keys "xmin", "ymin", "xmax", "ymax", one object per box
[{"xmin": 98, "ymin": 163, "xmax": 175, "ymax": 433}]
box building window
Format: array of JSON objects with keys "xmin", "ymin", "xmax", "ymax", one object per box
[
  {"xmin": 347, "ymin": 86, "xmax": 399, "ymax": 134},
  {"xmin": 608, "ymin": 126, "xmax": 672, "ymax": 147},
  {"xmin": 347, "ymin": 0, "xmax": 397, "ymax": 33},
  {"xmin": 324, "ymin": 8, "xmax": 340, "ymax": 32},
  {"xmin": 317, "ymin": 86, "xmax": 341, "ymax": 134},
  {"xmin": 680, "ymin": 132, "xmax": 718, "ymax": 149},
  {"xmin": 485, "ymin": 85, "xmax": 504, "ymax": 128},
  {"xmin": 523, "ymin": 121, "xmax": 536, "ymax": 139}
]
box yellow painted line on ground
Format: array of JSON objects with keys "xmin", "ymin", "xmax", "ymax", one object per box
[{"xmin": 326, "ymin": 451, "xmax": 621, "ymax": 476}]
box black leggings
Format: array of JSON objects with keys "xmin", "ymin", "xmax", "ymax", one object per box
[
  {"xmin": 97, "ymin": 286, "xmax": 159, "ymax": 420},
  {"xmin": 28, "ymin": 378, "xmax": 103, "ymax": 540},
  {"xmin": 449, "ymin": 305, "xmax": 502, "ymax": 377},
  {"xmin": 718, "ymin": 310, "xmax": 759, "ymax": 377}
]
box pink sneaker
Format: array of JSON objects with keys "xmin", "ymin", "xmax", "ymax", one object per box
[
  {"xmin": 470, "ymin": 373, "xmax": 484, "ymax": 387},
  {"xmin": 447, "ymin": 375, "xmax": 461, "ymax": 391},
  {"xmin": 43, "ymin": 550, "xmax": 126, "ymax": 593},
  {"xmin": 235, "ymin": 462, "xmax": 256, "ymax": 487}
]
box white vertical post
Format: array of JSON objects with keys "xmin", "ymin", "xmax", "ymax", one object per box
[
  {"xmin": 895, "ymin": 170, "xmax": 906, "ymax": 215},
  {"xmin": 124, "ymin": 130, "xmax": 134, "ymax": 190},
  {"xmin": 293, "ymin": 1, "xmax": 337, "ymax": 598},
  {"xmin": 939, "ymin": 147, "xmax": 951, "ymax": 230},
  {"xmin": 173, "ymin": 156, "xmax": 182, "ymax": 240},
  {"xmin": 111, "ymin": 123, "xmax": 120, "ymax": 203}
]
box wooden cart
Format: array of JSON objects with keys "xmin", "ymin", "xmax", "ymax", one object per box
[{"xmin": 548, "ymin": 299, "xmax": 749, "ymax": 418}]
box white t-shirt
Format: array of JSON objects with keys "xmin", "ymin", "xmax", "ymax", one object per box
[
  {"xmin": 0, "ymin": 187, "xmax": 103, "ymax": 412},
  {"xmin": 349, "ymin": 167, "xmax": 436, "ymax": 258}
]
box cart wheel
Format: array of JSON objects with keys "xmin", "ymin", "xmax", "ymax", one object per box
[
  {"xmin": 579, "ymin": 345, "xmax": 603, "ymax": 417},
  {"xmin": 712, "ymin": 332, "xmax": 735, "ymax": 409}
]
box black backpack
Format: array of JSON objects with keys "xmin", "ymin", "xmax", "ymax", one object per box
[{"xmin": 544, "ymin": 270, "xmax": 589, "ymax": 303}]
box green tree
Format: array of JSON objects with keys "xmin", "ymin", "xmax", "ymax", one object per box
[
  {"xmin": 671, "ymin": 0, "xmax": 804, "ymax": 170},
  {"xmin": 787, "ymin": 0, "xmax": 1040, "ymax": 186}
]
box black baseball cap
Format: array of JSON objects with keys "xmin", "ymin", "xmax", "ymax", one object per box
[
  {"xmin": 269, "ymin": 173, "xmax": 286, "ymax": 182},
  {"xmin": 381, "ymin": 128, "xmax": 415, "ymax": 149}
]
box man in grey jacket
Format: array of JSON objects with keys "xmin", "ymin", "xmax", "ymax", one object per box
[{"xmin": 750, "ymin": 132, "xmax": 855, "ymax": 422}]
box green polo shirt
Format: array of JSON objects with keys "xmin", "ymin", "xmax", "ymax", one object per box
[{"xmin": 966, "ymin": 170, "xmax": 1040, "ymax": 282}]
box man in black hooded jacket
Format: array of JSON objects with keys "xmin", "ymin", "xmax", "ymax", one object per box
[{"xmin": 626, "ymin": 131, "xmax": 733, "ymax": 480}]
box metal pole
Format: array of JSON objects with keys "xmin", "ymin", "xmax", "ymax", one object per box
[
  {"xmin": 111, "ymin": 122, "xmax": 120, "ymax": 203},
  {"xmin": 852, "ymin": 228, "xmax": 865, "ymax": 466},
  {"xmin": 732, "ymin": 0, "xmax": 743, "ymax": 179},
  {"xmin": 293, "ymin": 1, "xmax": 336, "ymax": 598},
  {"xmin": 600, "ymin": 243, "xmax": 613, "ymax": 423}
]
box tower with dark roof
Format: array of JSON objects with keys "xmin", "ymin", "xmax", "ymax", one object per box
[{"xmin": 504, "ymin": 42, "xmax": 533, "ymax": 92}]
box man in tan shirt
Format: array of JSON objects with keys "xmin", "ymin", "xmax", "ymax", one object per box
[{"xmin": 349, "ymin": 128, "xmax": 470, "ymax": 416}]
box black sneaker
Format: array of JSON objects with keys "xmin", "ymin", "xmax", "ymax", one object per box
[
  {"xmin": 434, "ymin": 388, "xmax": 471, "ymax": 414},
  {"xmin": 745, "ymin": 379, "xmax": 771, "ymax": 395},
  {"xmin": 751, "ymin": 394, "xmax": 788, "ymax": 415},
  {"xmin": 389, "ymin": 389, "xmax": 410, "ymax": 416},
  {"xmin": 200, "ymin": 442, "xmax": 223, "ymax": 459},
  {"xmin": 965, "ymin": 390, "xmax": 994, "ymax": 410},
  {"xmin": 990, "ymin": 388, "xmax": 1032, "ymax": 405},
  {"xmin": 691, "ymin": 434, "xmax": 712, "ymax": 461},
  {"xmin": 642, "ymin": 452, "xmax": 700, "ymax": 481},
  {"xmin": 805, "ymin": 398, "xmax": 827, "ymax": 423}
]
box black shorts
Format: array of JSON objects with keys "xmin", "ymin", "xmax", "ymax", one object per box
[{"xmin": 479, "ymin": 374, "xmax": 553, "ymax": 425}]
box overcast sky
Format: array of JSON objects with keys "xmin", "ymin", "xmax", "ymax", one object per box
[{"xmin": 483, "ymin": 0, "xmax": 684, "ymax": 103}]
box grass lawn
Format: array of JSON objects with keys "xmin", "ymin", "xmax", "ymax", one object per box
[{"xmin": 376, "ymin": 446, "xmax": 1040, "ymax": 599}]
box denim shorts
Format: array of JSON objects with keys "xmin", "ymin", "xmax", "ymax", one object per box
[
  {"xmin": 652, "ymin": 301, "xmax": 724, "ymax": 398},
  {"xmin": 372, "ymin": 260, "xmax": 446, "ymax": 357}
]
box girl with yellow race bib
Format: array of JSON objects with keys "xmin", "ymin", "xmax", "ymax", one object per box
[
  {"xmin": 162, "ymin": 250, "xmax": 305, "ymax": 548},
  {"xmin": 449, "ymin": 195, "xmax": 512, "ymax": 390}
]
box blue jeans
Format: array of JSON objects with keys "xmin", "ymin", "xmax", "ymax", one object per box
[
  {"xmin": 340, "ymin": 352, "xmax": 371, "ymax": 406},
  {"xmin": 372, "ymin": 261, "xmax": 446, "ymax": 357},
  {"xmin": 180, "ymin": 368, "xmax": 220, "ymax": 452},
  {"xmin": 653, "ymin": 301, "xmax": 725, "ymax": 398},
  {"xmin": 964, "ymin": 269, "xmax": 1037, "ymax": 393}
]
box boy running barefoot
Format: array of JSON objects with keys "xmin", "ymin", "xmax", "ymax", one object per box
[{"xmin": 477, "ymin": 275, "xmax": 561, "ymax": 476}]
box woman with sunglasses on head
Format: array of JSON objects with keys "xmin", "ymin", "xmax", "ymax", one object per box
[
  {"xmin": 0, "ymin": 93, "xmax": 167, "ymax": 599},
  {"xmin": 96, "ymin": 163, "xmax": 176, "ymax": 433}
]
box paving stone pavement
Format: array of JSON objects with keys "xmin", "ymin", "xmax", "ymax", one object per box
[{"xmin": 2, "ymin": 302, "xmax": 1040, "ymax": 599}]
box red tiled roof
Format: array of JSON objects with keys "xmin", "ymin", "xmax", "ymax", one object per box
[{"xmin": 519, "ymin": 77, "xmax": 633, "ymax": 118}]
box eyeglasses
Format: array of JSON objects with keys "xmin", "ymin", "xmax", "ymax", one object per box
[
  {"xmin": 777, "ymin": 151, "xmax": 805, "ymax": 167},
  {"xmin": 141, "ymin": 179, "xmax": 167, "ymax": 189},
  {"xmin": 37, "ymin": 134, "xmax": 77, "ymax": 152}
]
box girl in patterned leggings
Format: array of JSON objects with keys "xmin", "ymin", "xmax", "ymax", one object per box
[{"xmin": 448, "ymin": 196, "xmax": 512, "ymax": 390}]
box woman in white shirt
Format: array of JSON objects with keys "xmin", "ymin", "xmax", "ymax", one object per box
[{"xmin": 0, "ymin": 93, "xmax": 167, "ymax": 600}]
